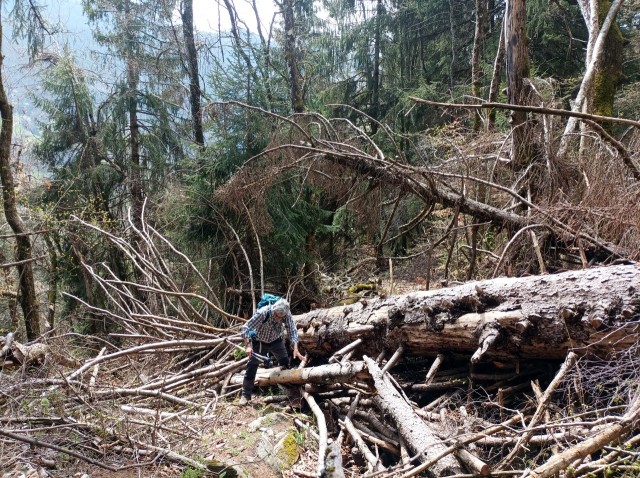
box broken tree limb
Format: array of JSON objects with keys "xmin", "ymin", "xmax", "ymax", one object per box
[
  {"xmin": 295, "ymin": 264, "xmax": 640, "ymax": 361},
  {"xmin": 342, "ymin": 415, "xmax": 386, "ymax": 473},
  {"xmin": 0, "ymin": 427, "xmax": 120, "ymax": 471},
  {"xmin": 382, "ymin": 345, "xmax": 405, "ymax": 373},
  {"xmin": 409, "ymin": 97, "xmax": 640, "ymax": 130},
  {"xmin": 425, "ymin": 353, "xmax": 445, "ymax": 385},
  {"xmin": 527, "ymin": 396, "xmax": 640, "ymax": 478},
  {"xmin": 0, "ymin": 332, "xmax": 14, "ymax": 357},
  {"xmin": 396, "ymin": 415, "xmax": 523, "ymax": 478},
  {"xmin": 471, "ymin": 324, "xmax": 501, "ymax": 363},
  {"xmin": 303, "ymin": 389, "xmax": 328, "ymax": 477},
  {"xmin": 230, "ymin": 360, "xmax": 370, "ymax": 387},
  {"xmin": 454, "ymin": 448, "xmax": 490, "ymax": 476},
  {"xmin": 363, "ymin": 355, "xmax": 463, "ymax": 476},
  {"xmin": 329, "ymin": 338, "xmax": 363, "ymax": 363}
]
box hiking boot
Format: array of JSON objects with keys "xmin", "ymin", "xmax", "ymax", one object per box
[{"xmin": 238, "ymin": 395, "xmax": 250, "ymax": 406}]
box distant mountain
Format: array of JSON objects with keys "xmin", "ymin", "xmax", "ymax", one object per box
[
  {"xmin": 2, "ymin": 0, "xmax": 260, "ymax": 138},
  {"xmin": 3, "ymin": 0, "xmax": 94, "ymax": 137}
]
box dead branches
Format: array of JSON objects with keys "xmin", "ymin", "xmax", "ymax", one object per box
[{"xmin": 2, "ymin": 211, "xmax": 639, "ymax": 477}]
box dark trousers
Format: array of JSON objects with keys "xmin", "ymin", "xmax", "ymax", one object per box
[{"xmin": 242, "ymin": 337, "xmax": 290, "ymax": 399}]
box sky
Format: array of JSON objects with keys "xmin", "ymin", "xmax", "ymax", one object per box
[{"xmin": 193, "ymin": 0, "xmax": 279, "ymax": 33}]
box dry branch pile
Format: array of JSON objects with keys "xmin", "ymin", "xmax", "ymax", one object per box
[{"xmin": 1, "ymin": 219, "xmax": 639, "ymax": 477}]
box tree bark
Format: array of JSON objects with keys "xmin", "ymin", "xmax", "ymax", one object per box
[
  {"xmin": 181, "ymin": 0, "xmax": 205, "ymax": 148},
  {"xmin": 592, "ymin": 0, "xmax": 625, "ymax": 122},
  {"xmin": 487, "ymin": 18, "xmax": 505, "ymax": 129},
  {"xmin": 364, "ymin": 356, "xmax": 463, "ymax": 476},
  {"xmin": 0, "ymin": 16, "xmax": 41, "ymax": 340},
  {"xmin": 370, "ymin": 0, "xmax": 383, "ymax": 134},
  {"xmin": 504, "ymin": 0, "xmax": 532, "ymax": 168},
  {"xmin": 280, "ymin": 0, "xmax": 305, "ymax": 113},
  {"xmin": 471, "ymin": 0, "xmax": 487, "ymax": 132},
  {"xmin": 124, "ymin": 0, "xmax": 145, "ymax": 232},
  {"xmin": 231, "ymin": 360, "xmax": 370, "ymax": 387},
  {"xmin": 295, "ymin": 264, "xmax": 640, "ymax": 361}
]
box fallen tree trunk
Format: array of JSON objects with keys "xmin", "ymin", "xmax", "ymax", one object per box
[
  {"xmin": 230, "ymin": 360, "xmax": 370, "ymax": 387},
  {"xmin": 363, "ymin": 356, "xmax": 463, "ymax": 476},
  {"xmin": 295, "ymin": 264, "xmax": 640, "ymax": 360}
]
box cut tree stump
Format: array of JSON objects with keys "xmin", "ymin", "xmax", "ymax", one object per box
[{"xmin": 295, "ymin": 264, "xmax": 640, "ymax": 360}]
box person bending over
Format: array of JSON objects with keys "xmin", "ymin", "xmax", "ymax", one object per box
[{"xmin": 239, "ymin": 298, "xmax": 304, "ymax": 405}]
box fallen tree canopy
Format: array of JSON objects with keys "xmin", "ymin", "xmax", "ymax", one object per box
[{"xmin": 295, "ymin": 263, "xmax": 640, "ymax": 361}]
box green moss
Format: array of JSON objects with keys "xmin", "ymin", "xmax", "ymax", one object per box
[
  {"xmin": 276, "ymin": 430, "xmax": 300, "ymax": 470},
  {"xmin": 205, "ymin": 459, "xmax": 239, "ymax": 477},
  {"xmin": 347, "ymin": 283, "xmax": 376, "ymax": 294}
]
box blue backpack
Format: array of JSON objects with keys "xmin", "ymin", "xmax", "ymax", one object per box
[{"xmin": 257, "ymin": 293, "xmax": 281, "ymax": 309}]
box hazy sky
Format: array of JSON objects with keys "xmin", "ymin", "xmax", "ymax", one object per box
[{"xmin": 193, "ymin": 0, "xmax": 278, "ymax": 32}]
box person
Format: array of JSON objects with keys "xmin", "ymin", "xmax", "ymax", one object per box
[{"xmin": 239, "ymin": 298, "xmax": 305, "ymax": 405}]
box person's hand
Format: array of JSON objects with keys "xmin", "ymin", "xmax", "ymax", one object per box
[
  {"xmin": 293, "ymin": 343, "xmax": 305, "ymax": 362},
  {"xmin": 245, "ymin": 343, "xmax": 253, "ymax": 356}
]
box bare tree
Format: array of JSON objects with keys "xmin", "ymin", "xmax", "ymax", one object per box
[
  {"xmin": 277, "ymin": 0, "xmax": 305, "ymax": 113},
  {"xmin": 557, "ymin": 0, "xmax": 625, "ymax": 157},
  {"xmin": 504, "ymin": 0, "xmax": 532, "ymax": 168},
  {"xmin": 471, "ymin": 0, "xmax": 488, "ymax": 132},
  {"xmin": 0, "ymin": 13, "xmax": 41, "ymax": 341},
  {"xmin": 181, "ymin": 0, "xmax": 205, "ymax": 148}
]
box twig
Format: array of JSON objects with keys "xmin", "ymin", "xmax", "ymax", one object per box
[
  {"xmin": 499, "ymin": 352, "xmax": 577, "ymax": 468},
  {"xmin": 0, "ymin": 427, "xmax": 119, "ymax": 471}
]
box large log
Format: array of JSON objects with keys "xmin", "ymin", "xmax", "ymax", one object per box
[
  {"xmin": 295, "ymin": 264, "xmax": 640, "ymax": 360},
  {"xmin": 230, "ymin": 361, "xmax": 370, "ymax": 387},
  {"xmin": 363, "ymin": 356, "xmax": 463, "ymax": 476}
]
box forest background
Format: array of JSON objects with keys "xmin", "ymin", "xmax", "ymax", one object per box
[{"xmin": 2, "ymin": 0, "xmax": 639, "ymax": 340}]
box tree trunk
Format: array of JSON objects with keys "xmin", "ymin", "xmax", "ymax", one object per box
[
  {"xmin": 557, "ymin": 0, "xmax": 625, "ymax": 157},
  {"xmin": 370, "ymin": 0, "xmax": 383, "ymax": 134},
  {"xmin": 472, "ymin": 0, "xmax": 488, "ymax": 132},
  {"xmin": 181, "ymin": 0, "xmax": 205, "ymax": 148},
  {"xmin": 231, "ymin": 360, "xmax": 370, "ymax": 387},
  {"xmin": 0, "ymin": 17, "xmax": 41, "ymax": 341},
  {"xmin": 364, "ymin": 356, "xmax": 463, "ymax": 476},
  {"xmin": 281, "ymin": 0, "xmax": 305, "ymax": 113},
  {"xmin": 487, "ymin": 21, "xmax": 505, "ymax": 129},
  {"xmin": 295, "ymin": 264, "xmax": 640, "ymax": 361},
  {"xmin": 125, "ymin": 0, "xmax": 144, "ymax": 231},
  {"xmin": 504, "ymin": 0, "xmax": 532, "ymax": 168},
  {"xmin": 592, "ymin": 0, "xmax": 625, "ymax": 122}
]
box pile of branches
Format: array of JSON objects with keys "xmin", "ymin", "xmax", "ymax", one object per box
[{"xmin": 1, "ymin": 216, "xmax": 639, "ymax": 477}]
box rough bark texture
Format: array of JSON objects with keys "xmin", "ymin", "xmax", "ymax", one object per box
[
  {"xmin": 504, "ymin": 0, "xmax": 532, "ymax": 168},
  {"xmin": 296, "ymin": 264, "xmax": 640, "ymax": 361},
  {"xmin": 0, "ymin": 17, "xmax": 41, "ymax": 340},
  {"xmin": 181, "ymin": 0, "xmax": 204, "ymax": 147},
  {"xmin": 472, "ymin": 0, "xmax": 487, "ymax": 132},
  {"xmin": 281, "ymin": 0, "xmax": 305, "ymax": 113},
  {"xmin": 364, "ymin": 356, "xmax": 463, "ymax": 476},
  {"xmin": 593, "ymin": 0, "xmax": 625, "ymax": 121},
  {"xmin": 231, "ymin": 360, "xmax": 369, "ymax": 387}
]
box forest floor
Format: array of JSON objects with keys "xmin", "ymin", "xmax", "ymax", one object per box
[
  {"xmin": 1, "ymin": 270, "xmax": 448, "ymax": 478},
  {"xmin": 3, "ymin": 391, "xmax": 321, "ymax": 478}
]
